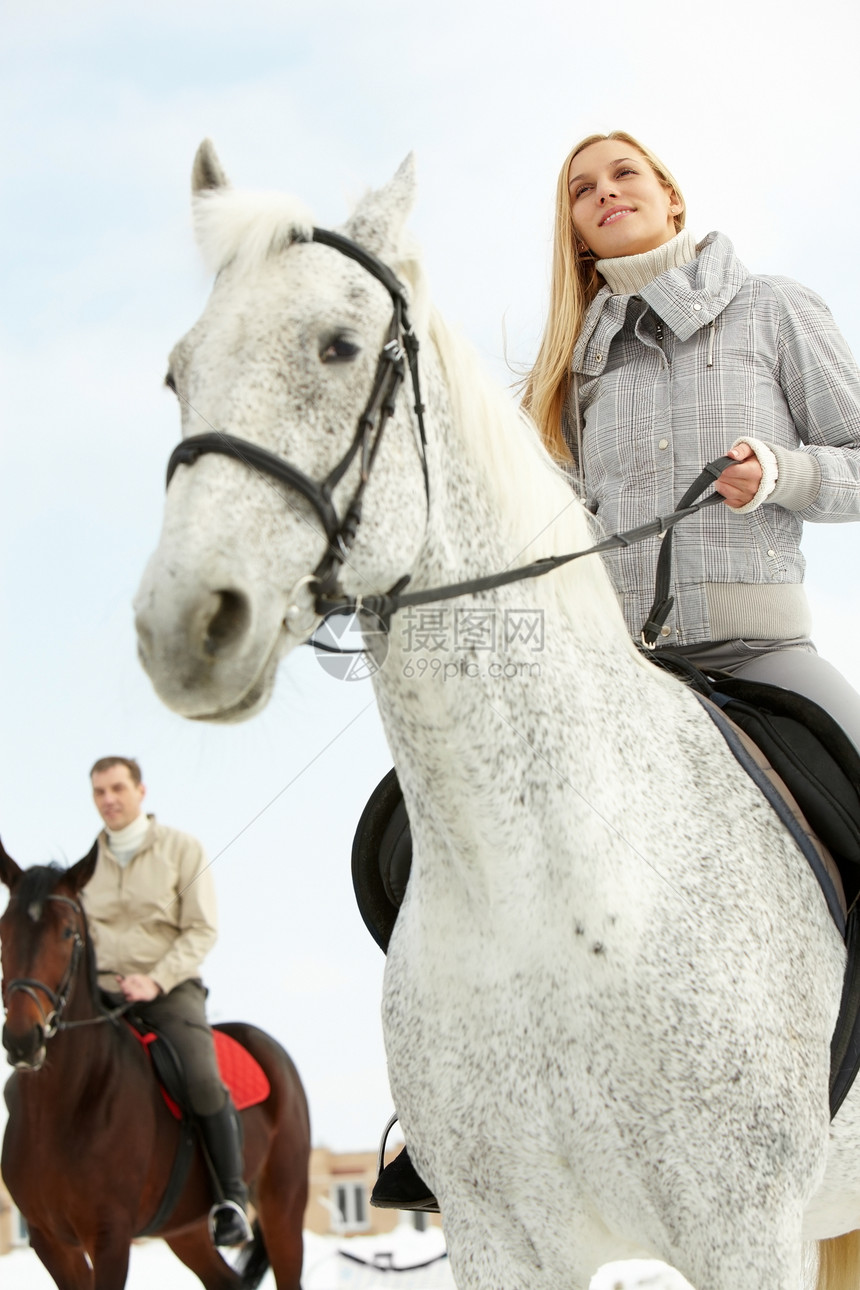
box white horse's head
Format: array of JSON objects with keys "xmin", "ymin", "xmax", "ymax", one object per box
[{"xmin": 135, "ymin": 142, "xmax": 431, "ymax": 721}]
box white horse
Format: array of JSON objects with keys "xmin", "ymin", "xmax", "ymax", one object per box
[{"xmin": 135, "ymin": 141, "xmax": 860, "ymax": 1290}]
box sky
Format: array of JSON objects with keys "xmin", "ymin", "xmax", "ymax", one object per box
[{"xmin": 2, "ymin": 0, "xmax": 860, "ymax": 1160}]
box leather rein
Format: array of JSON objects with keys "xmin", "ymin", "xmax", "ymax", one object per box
[{"xmin": 163, "ymin": 227, "xmax": 730, "ymax": 638}]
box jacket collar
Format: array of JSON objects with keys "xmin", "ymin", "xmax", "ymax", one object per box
[
  {"xmin": 572, "ymin": 232, "xmax": 750, "ymax": 373},
  {"xmin": 99, "ymin": 814, "xmax": 159, "ymax": 860}
]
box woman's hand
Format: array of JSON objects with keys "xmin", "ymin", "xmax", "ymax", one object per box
[{"xmin": 715, "ymin": 442, "xmax": 763, "ymax": 509}]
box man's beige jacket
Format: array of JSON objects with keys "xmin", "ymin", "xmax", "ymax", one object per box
[{"xmin": 84, "ymin": 815, "xmax": 217, "ymax": 996}]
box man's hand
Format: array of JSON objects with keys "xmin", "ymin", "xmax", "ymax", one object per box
[
  {"xmin": 715, "ymin": 441, "xmax": 763, "ymax": 509},
  {"xmin": 116, "ymin": 973, "xmax": 161, "ymax": 1002}
]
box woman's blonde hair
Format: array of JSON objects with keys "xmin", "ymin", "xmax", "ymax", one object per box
[{"xmin": 522, "ymin": 131, "xmax": 685, "ymax": 464}]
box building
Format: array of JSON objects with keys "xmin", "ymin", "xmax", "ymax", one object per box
[
  {"xmin": 0, "ymin": 1145, "xmax": 441, "ymax": 1255},
  {"xmin": 307, "ymin": 1145, "xmax": 443, "ymax": 1237},
  {"xmin": 0, "ymin": 1177, "xmax": 27, "ymax": 1256}
]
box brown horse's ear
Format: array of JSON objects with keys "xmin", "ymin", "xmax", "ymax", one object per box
[
  {"xmin": 0, "ymin": 838, "xmax": 22, "ymax": 891},
  {"xmin": 66, "ymin": 842, "xmax": 99, "ymax": 892}
]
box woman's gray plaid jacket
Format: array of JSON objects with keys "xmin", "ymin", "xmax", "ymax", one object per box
[{"xmin": 568, "ymin": 232, "xmax": 860, "ymax": 647}]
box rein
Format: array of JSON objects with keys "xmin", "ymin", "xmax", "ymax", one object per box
[
  {"xmin": 163, "ymin": 227, "xmax": 731, "ymax": 634},
  {"xmin": 2, "ymin": 893, "xmax": 128, "ymax": 1037}
]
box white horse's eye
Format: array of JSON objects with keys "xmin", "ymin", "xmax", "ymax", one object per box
[{"xmin": 320, "ymin": 335, "xmax": 360, "ymax": 363}]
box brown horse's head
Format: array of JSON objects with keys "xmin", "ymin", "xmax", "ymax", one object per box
[{"xmin": 0, "ymin": 841, "xmax": 97, "ymax": 1070}]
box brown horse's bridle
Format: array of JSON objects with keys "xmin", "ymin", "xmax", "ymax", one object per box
[{"xmin": 2, "ymin": 894, "xmax": 86, "ymax": 1039}]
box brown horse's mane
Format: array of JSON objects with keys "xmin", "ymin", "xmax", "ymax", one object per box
[{"xmin": 12, "ymin": 861, "xmax": 65, "ymax": 911}]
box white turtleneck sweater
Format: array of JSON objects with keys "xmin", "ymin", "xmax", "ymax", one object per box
[
  {"xmin": 596, "ymin": 227, "xmax": 699, "ymax": 295},
  {"xmin": 104, "ymin": 812, "xmax": 150, "ymax": 867}
]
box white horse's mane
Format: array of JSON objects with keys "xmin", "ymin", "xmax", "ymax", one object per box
[
  {"xmin": 192, "ymin": 187, "xmax": 315, "ymax": 273},
  {"xmin": 192, "ymin": 184, "xmax": 631, "ymax": 636},
  {"xmin": 407, "ymin": 281, "xmax": 629, "ymax": 634}
]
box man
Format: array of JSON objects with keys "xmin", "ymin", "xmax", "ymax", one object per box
[{"xmin": 86, "ymin": 755, "xmax": 252, "ymax": 1248}]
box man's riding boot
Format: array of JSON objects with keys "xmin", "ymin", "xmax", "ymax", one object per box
[
  {"xmin": 371, "ymin": 1146, "xmax": 439, "ymax": 1213},
  {"xmin": 198, "ymin": 1100, "xmax": 254, "ymax": 1247}
]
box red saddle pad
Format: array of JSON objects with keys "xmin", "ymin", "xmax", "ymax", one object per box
[
  {"xmin": 213, "ymin": 1028, "xmax": 271, "ymax": 1111},
  {"xmin": 131, "ymin": 1024, "xmax": 270, "ymax": 1118}
]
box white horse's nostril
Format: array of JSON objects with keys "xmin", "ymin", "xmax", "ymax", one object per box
[{"xmin": 204, "ymin": 590, "xmax": 250, "ymax": 657}]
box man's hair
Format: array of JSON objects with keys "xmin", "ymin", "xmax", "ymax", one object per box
[{"xmin": 89, "ymin": 756, "xmax": 143, "ymax": 786}]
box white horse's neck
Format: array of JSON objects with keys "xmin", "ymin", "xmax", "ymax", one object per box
[{"xmin": 369, "ymin": 309, "xmax": 680, "ymax": 889}]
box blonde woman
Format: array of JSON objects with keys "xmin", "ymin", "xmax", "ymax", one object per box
[
  {"xmin": 372, "ymin": 132, "xmax": 860, "ymax": 1216},
  {"xmin": 522, "ymin": 130, "xmax": 860, "ymax": 744}
]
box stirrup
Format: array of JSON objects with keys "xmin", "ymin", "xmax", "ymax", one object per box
[
  {"xmin": 376, "ymin": 1111, "xmax": 400, "ymax": 1179},
  {"xmin": 208, "ymin": 1199, "xmax": 253, "ymax": 1247}
]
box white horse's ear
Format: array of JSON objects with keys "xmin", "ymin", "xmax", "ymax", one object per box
[
  {"xmin": 192, "ymin": 139, "xmax": 231, "ymax": 195},
  {"xmin": 345, "ymin": 153, "xmax": 417, "ymax": 258}
]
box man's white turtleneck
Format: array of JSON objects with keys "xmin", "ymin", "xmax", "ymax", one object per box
[
  {"xmin": 597, "ymin": 227, "xmax": 698, "ymax": 295},
  {"xmin": 105, "ymin": 813, "xmax": 150, "ymax": 868}
]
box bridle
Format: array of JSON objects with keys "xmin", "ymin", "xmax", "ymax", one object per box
[
  {"xmin": 163, "ymin": 227, "xmax": 730, "ymax": 638},
  {"xmin": 2, "ymin": 893, "xmax": 127, "ymax": 1039},
  {"xmin": 166, "ymin": 228, "xmax": 430, "ymax": 625},
  {"xmin": 2, "ymin": 894, "xmax": 86, "ymax": 1039}
]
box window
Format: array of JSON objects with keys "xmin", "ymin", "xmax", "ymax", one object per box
[
  {"xmin": 12, "ymin": 1207, "xmax": 29, "ymax": 1246},
  {"xmin": 332, "ymin": 1181, "xmax": 369, "ymax": 1232}
]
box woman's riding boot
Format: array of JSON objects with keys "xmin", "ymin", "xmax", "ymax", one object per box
[
  {"xmin": 198, "ymin": 1100, "xmax": 254, "ymax": 1246},
  {"xmin": 370, "ymin": 1146, "xmax": 439, "ymax": 1213}
]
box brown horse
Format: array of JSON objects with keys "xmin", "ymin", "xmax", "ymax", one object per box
[{"xmin": 0, "ymin": 839, "xmax": 310, "ymax": 1290}]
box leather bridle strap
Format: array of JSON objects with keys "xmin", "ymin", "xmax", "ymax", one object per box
[
  {"xmin": 162, "ymin": 223, "xmax": 730, "ymax": 634},
  {"xmin": 2, "ymin": 894, "xmax": 85, "ymax": 1038},
  {"xmin": 165, "ymin": 226, "xmax": 430, "ymax": 603},
  {"xmin": 167, "ymin": 433, "xmax": 343, "ymax": 543}
]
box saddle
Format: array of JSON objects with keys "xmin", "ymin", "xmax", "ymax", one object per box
[
  {"xmin": 122, "ymin": 1015, "xmax": 271, "ymax": 1119},
  {"xmin": 119, "ymin": 1015, "xmax": 270, "ymax": 1236},
  {"xmin": 351, "ymin": 666, "xmax": 860, "ymax": 1117}
]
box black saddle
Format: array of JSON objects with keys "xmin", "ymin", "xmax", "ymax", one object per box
[
  {"xmin": 651, "ymin": 655, "xmax": 860, "ymax": 908},
  {"xmin": 352, "ymin": 670, "xmax": 860, "ymax": 947},
  {"xmin": 351, "ymin": 767, "xmax": 412, "ymax": 953},
  {"xmin": 351, "ymin": 665, "xmax": 860, "ymax": 1116}
]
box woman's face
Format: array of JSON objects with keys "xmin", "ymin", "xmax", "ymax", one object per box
[{"xmin": 568, "ymin": 139, "xmax": 680, "ymax": 260}]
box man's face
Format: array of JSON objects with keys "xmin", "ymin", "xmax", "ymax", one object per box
[{"xmin": 91, "ymin": 764, "xmax": 146, "ymax": 830}]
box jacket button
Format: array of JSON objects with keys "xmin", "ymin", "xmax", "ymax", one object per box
[
  {"xmin": 692, "ymin": 302, "xmax": 702, "ymax": 311},
  {"xmin": 767, "ymin": 548, "xmax": 776, "ymax": 557},
  {"xmin": 660, "ymin": 626, "xmax": 671, "ymax": 637},
  {"xmin": 658, "ymin": 438, "xmax": 669, "ymax": 450}
]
